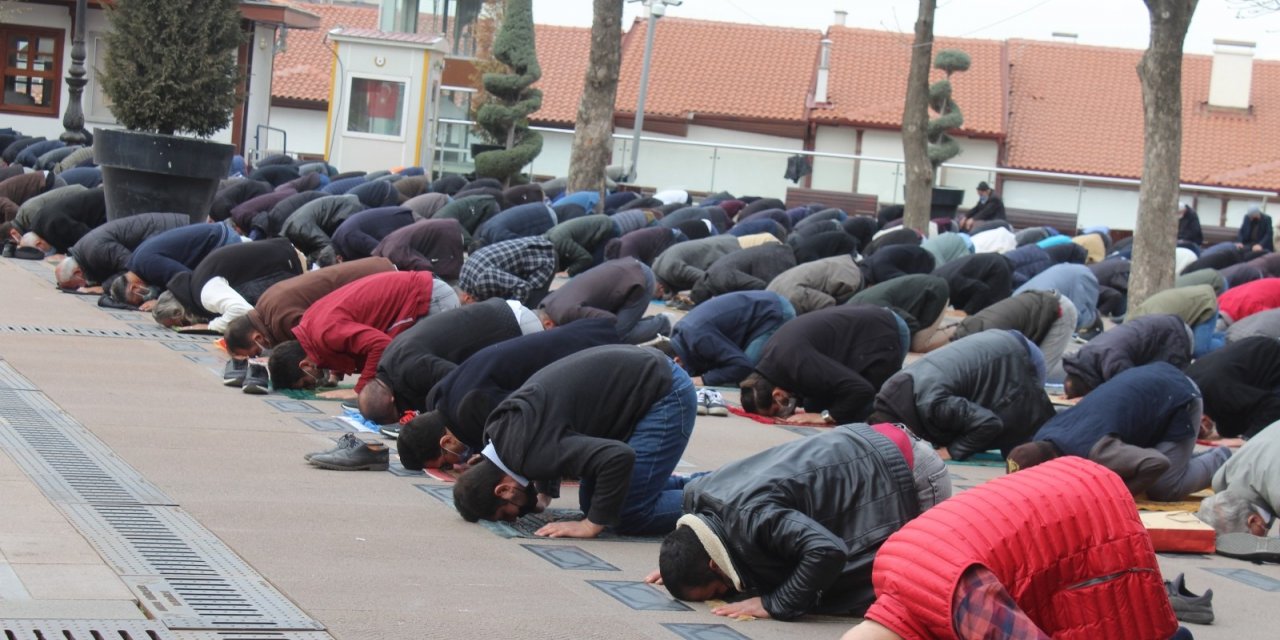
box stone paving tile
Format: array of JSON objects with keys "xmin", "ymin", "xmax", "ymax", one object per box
[{"xmin": 10, "ymin": 564, "xmax": 135, "ymax": 600}]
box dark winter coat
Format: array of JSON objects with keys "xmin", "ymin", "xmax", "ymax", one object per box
[
  {"xmin": 331, "ymin": 206, "xmax": 416, "ymax": 261},
  {"xmin": 739, "ymin": 198, "xmax": 785, "ymax": 220},
  {"xmin": 1178, "ymin": 208, "xmax": 1204, "ymax": 246},
  {"xmin": 691, "ymin": 243, "xmax": 797, "ymax": 304},
  {"xmin": 1186, "ymin": 336, "xmax": 1280, "ymax": 438},
  {"xmin": 371, "ymin": 218, "xmax": 465, "ymax": 278},
  {"xmin": 249, "ymin": 164, "xmax": 300, "ymax": 187},
  {"xmin": 874, "ymin": 330, "xmax": 1054, "ymax": 460},
  {"xmin": 671, "ymin": 291, "xmax": 792, "ymax": 386},
  {"xmin": 846, "ymin": 274, "xmax": 949, "ymax": 335},
  {"xmin": 484, "ymin": 345, "xmax": 675, "ymax": 527},
  {"xmin": 545, "ymin": 214, "xmax": 619, "ymax": 276},
  {"xmin": 1035, "ymin": 363, "xmax": 1199, "ymax": 455},
  {"xmin": 210, "ymin": 179, "xmax": 271, "ymax": 222},
  {"xmin": 739, "ymin": 209, "xmax": 793, "ymax": 232},
  {"xmin": 474, "ymin": 202, "xmax": 558, "ymax": 248},
  {"xmin": 863, "ymin": 227, "xmax": 920, "ymax": 257},
  {"xmin": 69, "ymin": 212, "xmax": 189, "ymax": 284},
  {"xmin": 281, "ymin": 194, "xmax": 365, "ymax": 257},
  {"xmin": 965, "ymin": 194, "xmax": 1006, "ymax": 222},
  {"xmin": 1237, "ymin": 213, "xmax": 1274, "ymax": 251},
  {"xmin": 431, "ymin": 194, "xmax": 501, "ymax": 245},
  {"xmin": 767, "ymin": 255, "xmax": 864, "ymax": 314},
  {"xmin": 1003, "ymin": 244, "xmax": 1054, "ymax": 288},
  {"xmin": 375, "ymin": 297, "xmax": 524, "ymax": 413},
  {"xmin": 755, "ymin": 305, "xmax": 905, "ymax": 422},
  {"xmin": 604, "ymin": 226, "xmax": 682, "ymax": 265},
  {"xmin": 1062, "ymin": 314, "xmax": 1192, "ymax": 394},
  {"xmin": 681, "ymin": 424, "xmax": 919, "ymax": 620},
  {"xmin": 126, "ymin": 223, "xmax": 237, "ymax": 288},
  {"xmin": 954, "ymin": 290, "xmax": 1061, "ymax": 343},
  {"xmin": 861, "ymin": 244, "xmax": 936, "ymax": 286},
  {"xmin": 425, "ymin": 318, "xmax": 621, "ymax": 449},
  {"xmin": 229, "ymin": 188, "xmax": 296, "ymax": 235},
  {"xmin": 348, "ymin": 180, "xmax": 400, "ymax": 209},
  {"xmin": 28, "ymin": 187, "xmax": 106, "ymax": 253},
  {"xmin": 539, "ymin": 258, "xmax": 650, "ymax": 327},
  {"xmin": 652, "ymin": 235, "xmax": 740, "ymax": 292},
  {"xmin": 931, "ymin": 253, "xmax": 1013, "ymax": 315},
  {"xmin": 790, "ymin": 228, "xmax": 857, "ymax": 264},
  {"xmin": 167, "ymin": 237, "xmax": 303, "ymax": 321}
]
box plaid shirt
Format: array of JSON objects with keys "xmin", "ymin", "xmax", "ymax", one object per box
[
  {"xmin": 458, "ymin": 236, "xmax": 556, "ymax": 303},
  {"xmin": 952, "ymin": 565, "xmax": 1051, "ymax": 640}
]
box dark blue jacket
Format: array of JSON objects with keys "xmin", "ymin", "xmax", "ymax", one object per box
[
  {"xmin": 331, "ymin": 206, "xmax": 415, "ymax": 261},
  {"xmin": 671, "ymin": 290, "xmax": 791, "ymax": 387},
  {"xmin": 322, "ymin": 176, "xmax": 366, "ymax": 195},
  {"xmin": 126, "ymin": 223, "xmax": 237, "ymax": 287},
  {"xmin": 474, "ymin": 202, "xmax": 558, "ymax": 248},
  {"xmin": 1238, "ymin": 213, "xmax": 1275, "ymax": 252},
  {"xmin": 1034, "ymin": 362, "xmax": 1199, "ymax": 456},
  {"xmin": 1004, "ymin": 244, "xmax": 1054, "ymax": 288},
  {"xmin": 425, "ymin": 318, "xmax": 620, "ymax": 448}
]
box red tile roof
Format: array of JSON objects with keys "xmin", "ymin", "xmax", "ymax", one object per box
[
  {"xmin": 272, "ymin": 3, "xmax": 378, "ymax": 104},
  {"xmin": 612, "ymin": 18, "xmax": 820, "ymax": 124},
  {"xmin": 529, "ymin": 24, "xmax": 593, "ymax": 126},
  {"xmin": 812, "ymin": 26, "xmax": 1005, "ymax": 137},
  {"xmin": 1006, "ymin": 39, "xmax": 1280, "ymax": 191}
]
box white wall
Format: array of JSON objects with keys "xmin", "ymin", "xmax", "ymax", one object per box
[
  {"xmin": 269, "ymin": 106, "xmax": 328, "ymax": 157},
  {"xmin": 527, "ymin": 127, "xmax": 574, "ymax": 178},
  {"xmin": 244, "ymin": 24, "xmax": 279, "ymax": 158},
  {"xmin": 609, "ymin": 124, "xmax": 804, "ymax": 199},
  {"xmin": 809, "ymin": 126, "xmax": 856, "ymax": 192}
]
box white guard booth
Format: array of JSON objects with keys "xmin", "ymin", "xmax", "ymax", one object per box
[{"xmin": 324, "ymin": 27, "xmax": 447, "ymax": 173}]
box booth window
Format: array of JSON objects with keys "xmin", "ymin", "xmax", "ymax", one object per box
[
  {"xmin": 347, "ymin": 77, "xmax": 405, "ymax": 137},
  {"xmin": 2, "ymin": 26, "xmax": 63, "ymax": 117}
]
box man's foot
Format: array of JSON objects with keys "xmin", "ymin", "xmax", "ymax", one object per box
[
  {"xmin": 309, "ymin": 439, "xmax": 389, "ymax": 471},
  {"xmin": 1165, "ymin": 573, "xmax": 1214, "ymax": 624},
  {"xmin": 1215, "ymin": 532, "xmax": 1280, "ymax": 563},
  {"xmin": 304, "ymin": 432, "xmax": 362, "ymax": 462},
  {"xmin": 222, "ymin": 358, "xmax": 248, "ymax": 387},
  {"xmin": 241, "ymin": 363, "xmax": 270, "ymax": 394}
]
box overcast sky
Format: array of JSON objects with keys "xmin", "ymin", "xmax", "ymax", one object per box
[{"xmin": 531, "ymin": 0, "xmax": 1280, "ymax": 59}]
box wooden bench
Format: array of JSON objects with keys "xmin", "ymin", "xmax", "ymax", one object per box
[
  {"xmin": 1201, "ymin": 225, "xmax": 1237, "ymax": 246},
  {"xmin": 1004, "ymin": 208, "xmax": 1079, "ymax": 235},
  {"xmin": 785, "ymin": 187, "xmax": 879, "ymax": 217}
]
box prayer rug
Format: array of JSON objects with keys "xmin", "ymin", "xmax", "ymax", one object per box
[{"xmin": 945, "ymin": 451, "xmax": 1006, "ymax": 468}]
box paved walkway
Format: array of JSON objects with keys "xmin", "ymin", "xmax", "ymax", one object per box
[{"xmin": 0, "ymin": 256, "xmax": 1276, "ymax": 639}]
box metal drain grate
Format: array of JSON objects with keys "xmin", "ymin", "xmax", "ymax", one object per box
[
  {"xmin": 0, "ymin": 389, "xmax": 174, "ymax": 505},
  {"xmin": 64, "ymin": 504, "xmax": 267, "ymax": 578},
  {"xmin": 0, "ymin": 619, "xmax": 174, "ymax": 639},
  {"xmin": 0, "ymin": 324, "xmax": 214, "ymax": 342},
  {"xmin": 124, "ymin": 575, "xmax": 323, "ymax": 631},
  {"xmin": 173, "ymin": 631, "xmax": 335, "ymax": 640},
  {"xmin": 0, "ymin": 360, "xmax": 38, "ymax": 390}
]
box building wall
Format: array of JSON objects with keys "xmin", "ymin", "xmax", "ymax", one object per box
[
  {"xmin": 269, "ymin": 106, "xmax": 328, "ymax": 157},
  {"xmin": 328, "ymin": 41, "xmax": 428, "ymax": 172},
  {"xmin": 244, "ymin": 24, "xmax": 280, "ymax": 158}
]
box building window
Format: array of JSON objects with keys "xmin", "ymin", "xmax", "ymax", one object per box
[
  {"xmin": 347, "ymin": 76, "xmax": 406, "ymax": 138},
  {"xmin": 1, "ymin": 25, "xmax": 63, "ymax": 117}
]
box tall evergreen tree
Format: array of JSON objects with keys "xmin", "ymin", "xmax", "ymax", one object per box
[
  {"xmin": 100, "ymin": 0, "xmax": 243, "ymax": 137},
  {"xmin": 473, "ymin": 0, "xmax": 543, "ymax": 185}
]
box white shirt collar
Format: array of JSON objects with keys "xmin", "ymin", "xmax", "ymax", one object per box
[{"xmin": 481, "ymin": 442, "xmax": 530, "ymax": 486}]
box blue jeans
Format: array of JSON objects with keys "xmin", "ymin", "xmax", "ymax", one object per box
[
  {"xmin": 743, "ymin": 295, "xmax": 797, "ymax": 364},
  {"xmin": 890, "ymin": 311, "xmax": 911, "ymax": 356},
  {"xmin": 1191, "ymin": 313, "xmax": 1226, "ymax": 358},
  {"xmin": 578, "ymin": 359, "xmax": 696, "ymax": 534}
]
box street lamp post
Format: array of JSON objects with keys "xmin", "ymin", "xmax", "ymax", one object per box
[
  {"xmin": 624, "ymin": 0, "xmax": 681, "ymax": 184},
  {"xmin": 60, "ymin": 0, "xmax": 88, "ymax": 145}
]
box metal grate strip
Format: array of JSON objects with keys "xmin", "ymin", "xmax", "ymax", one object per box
[
  {"xmin": 0, "ymin": 360, "xmax": 38, "ymax": 390},
  {"xmin": 126, "ymin": 575, "xmax": 323, "ymax": 631},
  {"xmin": 0, "ymin": 389, "xmax": 174, "ymax": 505},
  {"xmin": 64, "ymin": 504, "xmax": 266, "ymax": 578},
  {"xmin": 0, "ymin": 619, "xmax": 175, "ymax": 639},
  {"xmin": 0, "ymin": 323, "xmax": 215, "ymax": 342},
  {"xmin": 173, "ymin": 631, "xmax": 336, "ymax": 639}
]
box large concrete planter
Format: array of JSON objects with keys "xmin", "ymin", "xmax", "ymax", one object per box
[{"xmin": 95, "ymin": 128, "xmax": 233, "ymax": 224}]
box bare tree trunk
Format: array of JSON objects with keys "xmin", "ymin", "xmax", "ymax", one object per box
[
  {"xmin": 901, "ymin": 0, "xmax": 936, "ymax": 233},
  {"xmin": 1129, "ymin": 0, "xmax": 1197, "ymax": 309},
  {"xmin": 566, "ymin": 0, "xmax": 623, "ymax": 208}
]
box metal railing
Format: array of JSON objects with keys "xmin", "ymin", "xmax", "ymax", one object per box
[{"xmin": 433, "ymin": 118, "xmax": 1274, "ymax": 220}]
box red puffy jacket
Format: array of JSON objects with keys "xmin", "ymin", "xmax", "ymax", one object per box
[{"xmin": 865, "ymin": 457, "xmax": 1177, "ymax": 640}]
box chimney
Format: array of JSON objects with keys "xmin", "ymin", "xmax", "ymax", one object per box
[
  {"xmin": 1209, "ymin": 39, "xmax": 1255, "ymax": 110},
  {"xmin": 815, "ymin": 38, "xmax": 832, "ymax": 103},
  {"xmin": 1051, "ymin": 32, "xmax": 1077, "ymax": 43},
  {"xmin": 833, "ymin": 10, "xmax": 847, "ymax": 27}
]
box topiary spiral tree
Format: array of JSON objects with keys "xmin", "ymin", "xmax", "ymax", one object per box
[
  {"xmin": 926, "ymin": 49, "xmax": 970, "ymax": 172},
  {"xmin": 473, "ymin": 0, "xmax": 543, "ymax": 185}
]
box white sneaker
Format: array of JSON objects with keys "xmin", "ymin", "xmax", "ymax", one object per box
[
  {"xmin": 695, "ymin": 388, "xmax": 710, "ymax": 415},
  {"xmin": 702, "ymin": 388, "xmax": 729, "ymax": 417}
]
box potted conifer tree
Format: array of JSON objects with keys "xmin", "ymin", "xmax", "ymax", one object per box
[{"xmin": 95, "ymin": 0, "xmax": 243, "ymax": 223}]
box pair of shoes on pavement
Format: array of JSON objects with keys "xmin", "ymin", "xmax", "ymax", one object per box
[
  {"xmin": 1215, "ymin": 531, "xmax": 1280, "ymax": 563},
  {"xmin": 222, "ymin": 359, "xmax": 269, "ymax": 395},
  {"xmin": 303, "ymin": 433, "xmax": 389, "ymax": 471},
  {"xmin": 1165, "ymin": 573, "xmax": 1213, "ymax": 624},
  {"xmin": 667, "ymin": 296, "xmax": 696, "ymax": 312},
  {"xmin": 696, "ymin": 388, "xmax": 729, "ymax": 417}
]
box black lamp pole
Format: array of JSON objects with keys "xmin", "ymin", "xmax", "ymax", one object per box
[{"xmin": 60, "ymin": 0, "xmax": 89, "ymax": 145}]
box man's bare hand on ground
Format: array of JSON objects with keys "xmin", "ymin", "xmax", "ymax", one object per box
[
  {"xmin": 643, "ymin": 569, "xmax": 663, "ymax": 585},
  {"xmin": 317, "ymin": 389, "xmax": 358, "ymax": 400},
  {"xmin": 782, "ymin": 413, "xmax": 829, "ymax": 426},
  {"xmin": 711, "ymin": 596, "xmax": 769, "ymax": 619},
  {"xmin": 535, "ymin": 519, "xmax": 605, "ymax": 538}
]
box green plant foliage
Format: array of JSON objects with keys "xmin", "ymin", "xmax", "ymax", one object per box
[
  {"xmin": 925, "ymin": 49, "xmax": 969, "ymax": 169},
  {"xmin": 100, "ymin": 0, "xmax": 244, "ymax": 137},
  {"xmin": 474, "ymin": 0, "xmax": 543, "ymax": 183}
]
